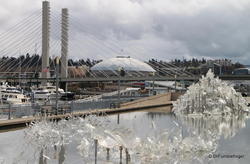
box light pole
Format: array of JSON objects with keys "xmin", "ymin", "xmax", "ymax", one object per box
[
  {"xmin": 55, "ymin": 57, "xmax": 60, "ymax": 115},
  {"xmin": 117, "ymin": 67, "xmax": 125, "ymax": 107},
  {"xmin": 117, "ymin": 67, "xmax": 125, "ymax": 124},
  {"xmin": 118, "ymin": 70, "xmax": 121, "ymax": 108},
  {"xmin": 174, "ymin": 74, "xmax": 177, "ymax": 92},
  {"xmin": 116, "ymin": 67, "xmax": 122, "ymax": 124},
  {"xmin": 8, "ymin": 102, "xmax": 12, "ymax": 120},
  {"xmin": 19, "ymin": 56, "xmax": 22, "ymax": 88},
  {"xmin": 152, "ymin": 72, "xmax": 155, "ymax": 95}
]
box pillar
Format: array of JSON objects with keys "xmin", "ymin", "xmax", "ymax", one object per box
[
  {"xmin": 41, "ymin": 1, "xmax": 50, "ymax": 80},
  {"xmin": 60, "ymin": 8, "xmax": 69, "ymax": 91}
]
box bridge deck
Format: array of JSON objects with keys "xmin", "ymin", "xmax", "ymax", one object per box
[{"xmin": 1, "ymin": 75, "xmax": 250, "ymax": 82}]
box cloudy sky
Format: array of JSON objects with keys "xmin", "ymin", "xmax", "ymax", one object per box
[{"xmin": 0, "ymin": 0, "xmax": 250, "ymax": 63}]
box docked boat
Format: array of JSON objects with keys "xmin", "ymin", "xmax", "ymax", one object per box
[
  {"xmin": 5, "ymin": 86, "xmax": 22, "ymax": 93},
  {"xmin": 1, "ymin": 86, "xmax": 29, "ymax": 104},
  {"xmin": 60, "ymin": 92, "xmax": 75, "ymax": 100},
  {"xmin": 42, "ymin": 85, "xmax": 65, "ymax": 99},
  {"xmin": 32, "ymin": 88, "xmax": 50, "ymax": 101},
  {"xmin": 1, "ymin": 92, "xmax": 30, "ymax": 104},
  {"xmin": 0, "ymin": 81, "xmax": 10, "ymax": 92},
  {"xmin": 32, "ymin": 83, "xmax": 65, "ymax": 101}
]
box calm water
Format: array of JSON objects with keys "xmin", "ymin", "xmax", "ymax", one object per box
[{"xmin": 0, "ymin": 111, "xmax": 249, "ymax": 164}]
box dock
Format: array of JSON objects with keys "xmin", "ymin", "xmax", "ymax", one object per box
[{"xmin": 0, "ymin": 92, "xmax": 181, "ymax": 131}]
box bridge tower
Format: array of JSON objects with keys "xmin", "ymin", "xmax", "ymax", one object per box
[
  {"xmin": 41, "ymin": 1, "xmax": 50, "ymax": 80},
  {"xmin": 60, "ymin": 8, "xmax": 69, "ymax": 90}
]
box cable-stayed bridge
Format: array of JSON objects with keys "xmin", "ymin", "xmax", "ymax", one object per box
[{"xmin": 0, "ymin": 1, "xmax": 244, "ymax": 87}]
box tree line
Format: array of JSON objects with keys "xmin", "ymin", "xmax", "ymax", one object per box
[
  {"xmin": 0, "ymin": 53, "xmax": 102, "ymax": 72},
  {"xmin": 0, "ymin": 54, "xmax": 245, "ymax": 76}
]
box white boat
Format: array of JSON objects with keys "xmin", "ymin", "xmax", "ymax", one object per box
[
  {"xmin": 4, "ymin": 86, "xmax": 22, "ymax": 93},
  {"xmin": 1, "ymin": 90, "xmax": 29, "ymax": 104},
  {"xmin": 32, "ymin": 88, "xmax": 50, "ymax": 101},
  {"xmin": 0, "ymin": 83, "xmax": 29, "ymax": 104},
  {"xmin": 32, "ymin": 83, "xmax": 65, "ymax": 101},
  {"xmin": 42, "ymin": 85, "xmax": 65, "ymax": 99},
  {"xmin": 0, "ymin": 81, "xmax": 9, "ymax": 92}
]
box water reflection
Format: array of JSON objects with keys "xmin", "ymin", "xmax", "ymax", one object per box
[
  {"xmin": 147, "ymin": 111, "xmax": 170, "ymax": 119},
  {"xmin": 38, "ymin": 149, "xmax": 45, "ymax": 164},
  {"xmin": 1, "ymin": 110, "xmax": 249, "ymax": 163},
  {"xmin": 176, "ymin": 113, "xmax": 249, "ymax": 139},
  {"xmin": 21, "ymin": 113, "xmax": 220, "ymax": 164},
  {"xmin": 37, "ymin": 145, "xmax": 65, "ymax": 164},
  {"xmin": 58, "ymin": 145, "xmax": 65, "ymax": 164}
]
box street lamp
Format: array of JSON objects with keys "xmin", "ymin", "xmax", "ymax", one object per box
[
  {"xmin": 117, "ymin": 67, "xmax": 125, "ymax": 124},
  {"xmin": 55, "ymin": 56, "xmax": 60, "ymax": 115},
  {"xmin": 117, "ymin": 67, "xmax": 125, "ymax": 108},
  {"xmin": 152, "ymin": 72, "xmax": 155, "ymax": 95},
  {"xmin": 174, "ymin": 74, "xmax": 177, "ymax": 92}
]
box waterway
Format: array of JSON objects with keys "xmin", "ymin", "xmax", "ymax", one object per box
[{"xmin": 0, "ymin": 110, "xmax": 249, "ymax": 164}]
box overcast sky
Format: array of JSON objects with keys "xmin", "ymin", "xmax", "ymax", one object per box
[{"xmin": 1, "ymin": 0, "xmax": 250, "ymax": 64}]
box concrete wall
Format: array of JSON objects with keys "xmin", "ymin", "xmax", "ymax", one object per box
[{"xmin": 120, "ymin": 92, "xmax": 182, "ymax": 109}]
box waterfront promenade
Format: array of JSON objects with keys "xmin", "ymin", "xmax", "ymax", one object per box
[{"xmin": 0, "ymin": 92, "xmax": 179, "ymax": 131}]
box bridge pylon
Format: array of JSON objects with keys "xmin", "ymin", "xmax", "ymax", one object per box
[
  {"xmin": 60, "ymin": 8, "xmax": 69, "ymax": 91},
  {"xmin": 41, "ymin": 1, "xmax": 50, "ymax": 82}
]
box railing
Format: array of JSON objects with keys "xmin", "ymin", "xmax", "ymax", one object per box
[{"xmin": 0, "ymin": 97, "xmax": 141, "ymax": 120}]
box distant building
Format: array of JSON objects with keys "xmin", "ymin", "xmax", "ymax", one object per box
[
  {"xmin": 233, "ymin": 68, "xmax": 250, "ymax": 75},
  {"xmin": 209, "ymin": 59, "xmax": 233, "ymax": 67},
  {"xmin": 200, "ymin": 59, "xmax": 233, "ymax": 75},
  {"xmin": 68, "ymin": 66, "xmax": 89, "ymax": 78},
  {"xmin": 91, "ymin": 56, "xmax": 156, "ymax": 77}
]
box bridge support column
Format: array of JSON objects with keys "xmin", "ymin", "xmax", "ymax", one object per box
[
  {"xmin": 41, "ymin": 1, "xmax": 50, "ymax": 83},
  {"xmin": 60, "ymin": 8, "xmax": 69, "ymax": 91}
]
